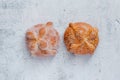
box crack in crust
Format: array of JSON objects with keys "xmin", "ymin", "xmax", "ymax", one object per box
[
  {"xmin": 26, "ymin": 22, "xmax": 60, "ymax": 56},
  {"xmin": 64, "ymin": 22, "xmax": 99, "ymax": 54}
]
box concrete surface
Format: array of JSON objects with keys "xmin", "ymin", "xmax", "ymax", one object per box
[{"xmin": 0, "ymin": 0, "xmax": 120, "ymax": 80}]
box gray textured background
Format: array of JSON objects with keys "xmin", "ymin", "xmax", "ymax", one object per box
[{"xmin": 0, "ymin": 0, "xmax": 120, "ymax": 80}]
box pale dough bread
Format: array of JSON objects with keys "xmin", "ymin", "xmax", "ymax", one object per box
[{"xmin": 26, "ymin": 22, "xmax": 59, "ymax": 56}]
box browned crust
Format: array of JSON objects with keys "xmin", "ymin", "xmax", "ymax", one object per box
[{"xmin": 64, "ymin": 22, "xmax": 99, "ymax": 54}]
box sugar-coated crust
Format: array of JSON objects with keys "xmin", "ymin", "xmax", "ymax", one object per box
[
  {"xmin": 64, "ymin": 22, "xmax": 99, "ymax": 54},
  {"xmin": 26, "ymin": 22, "xmax": 59, "ymax": 56}
]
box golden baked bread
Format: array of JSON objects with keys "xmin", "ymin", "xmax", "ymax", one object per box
[
  {"xmin": 64, "ymin": 22, "xmax": 99, "ymax": 55},
  {"xmin": 26, "ymin": 22, "xmax": 59, "ymax": 56}
]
